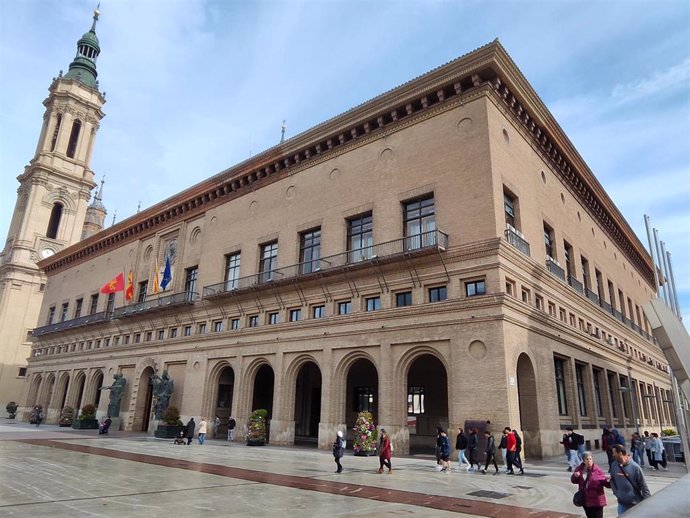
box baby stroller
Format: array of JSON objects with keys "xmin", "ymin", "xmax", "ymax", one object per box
[{"xmin": 173, "ymin": 430, "xmax": 186, "ymax": 445}]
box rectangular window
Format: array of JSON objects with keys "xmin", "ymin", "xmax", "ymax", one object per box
[
  {"xmin": 124, "ymin": 335, "xmax": 130, "ymax": 345},
  {"xmin": 347, "ymin": 213, "xmax": 373, "ymax": 262},
  {"xmin": 299, "ymin": 228, "xmax": 321, "ymax": 274},
  {"xmin": 169, "ymin": 327, "xmax": 178, "ymax": 338},
  {"xmin": 104, "ymin": 338, "xmax": 110, "ymax": 347},
  {"xmin": 396, "ymin": 291, "xmax": 412, "ymax": 307},
  {"xmin": 548, "ymin": 302, "xmax": 556, "ymax": 317},
  {"xmin": 47, "ymin": 306, "xmax": 55, "ymax": 325},
  {"xmin": 428, "ymin": 286, "xmax": 447, "ymax": 302},
  {"xmin": 183, "ymin": 325, "xmax": 192, "ymax": 336},
  {"xmin": 144, "ymin": 331, "xmax": 152, "ymax": 342},
  {"xmin": 353, "ymin": 386, "xmax": 375, "ymax": 413},
  {"xmin": 268, "ymin": 312, "xmax": 279, "ymax": 325},
  {"xmin": 505, "ymin": 279, "xmax": 516, "ymax": 296},
  {"xmin": 403, "ymin": 196, "xmax": 436, "ymax": 249},
  {"xmin": 259, "ymin": 242, "xmax": 279, "ymax": 282},
  {"xmin": 224, "ymin": 252, "xmax": 241, "ymax": 290},
  {"xmin": 157, "ymin": 329, "xmax": 165, "ymax": 340},
  {"xmin": 504, "ymin": 191, "xmax": 516, "ymax": 228},
  {"xmin": 543, "ymin": 223, "xmax": 555, "ymax": 259},
  {"xmin": 607, "ymin": 372, "xmax": 618, "ymax": 418},
  {"xmin": 230, "ymin": 318, "xmax": 240, "ymax": 330},
  {"xmin": 535, "ymin": 294, "xmax": 544, "ymax": 311},
  {"xmin": 521, "ymin": 288, "xmax": 531, "ymax": 304},
  {"xmin": 312, "ymin": 305, "xmax": 325, "ymax": 318},
  {"xmin": 106, "ymin": 293, "xmax": 115, "ymax": 313},
  {"xmin": 248, "ymin": 315, "xmax": 259, "ymax": 328},
  {"xmin": 289, "ymin": 309, "xmax": 301, "ymax": 322},
  {"xmin": 619, "ymin": 376, "xmax": 630, "ymax": 418},
  {"xmin": 73, "ymin": 298, "xmax": 83, "ymax": 319},
  {"xmin": 595, "ymin": 269, "xmax": 604, "ymax": 301},
  {"xmin": 581, "ymin": 256, "xmax": 590, "ymax": 291},
  {"xmin": 185, "ymin": 266, "xmax": 199, "ymax": 294},
  {"xmin": 564, "ymin": 241, "xmax": 573, "ymax": 279},
  {"xmin": 113, "ymin": 336, "xmax": 120, "ymax": 346},
  {"xmin": 465, "ymin": 280, "xmax": 486, "ymax": 297},
  {"xmin": 198, "ymin": 322, "xmax": 207, "ymax": 334},
  {"xmin": 640, "ymin": 382, "xmax": 650, "ymax": 419},
  {"xmin": 134, "ymin": 333, "xmax": 141, "ymax": 344},
  {"xmin": 137, "ymin": 281, "xmax": 148, "ymax": 303},
  {"xmin": 213, "ymin": 320, "xmax": 223, "ymax": 332},
  {"xmin": 338, "ymin": 301, "xmax": 352, "ymax": 315},
  {"xmin": 608, "ymin": 281, "xmax": 616, "ymax": 312},
  {"xmin": 618, "ymin": 289, "xmax": 626, "ymax": 317},
  {"xmin": 559, "ymin": 308, "xmax": 567, "ymax": 322},
  {"xmin": 18, "ymin": 367, "xmax": 27, "ymax": 377},
  {"xmin": 554, "ymin": 357, "xmax": 568, "ymax": 416},
  {"xmin": 60, "ymin": 303, "xmax": 69, "ymax": 322},
  {"xmin": 365, "ymin": 296, "xmax": 381, "ymax": 312},
  {"xmin": 576, "ymin": 364, "xmax": 587, "ymax": 417},
  {"xmin": 89, "ymin": 294, "xmax": 99, "ymax": 315},
  {"xmin": 593, "ymin": 368, "xmax": 603, "ymax": 416},
  {"xmin": 627, "ymin": 298, "xmax": 635, "ymax": 325},
  {"xmin": 407, "ymin": 386, "xmax": 425, "ymax": 414}
]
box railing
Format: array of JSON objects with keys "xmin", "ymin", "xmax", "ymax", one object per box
[
  {"xmin": 203, "ymin": 230, "xmax": 448, "ymax": 298},
  {"xmin": 111, "ymin": 291, "xmax": 198, "ymax": 319},
  {"xmin": 32, "ymin": 311, "xmax": 112, "ymax": 337},
  {"xmin": 600, "ymin": 300, "xmax": 612, "ymax": 313},
  {"xmin": 585, "ymin": 288, "xmax": 600, "ymax": 305},
  {"xmin": 546, "ymin": 257, "xmax": 565, "ymax": 281},
  {"xmin": 568, "ymin": 275, "xmax": 584, "ymax": 294},
  {"xmin": 504, "ymin": 228, "xmax": 530, "ymax": 257}
]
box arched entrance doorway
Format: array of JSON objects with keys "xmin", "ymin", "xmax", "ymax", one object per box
[
  {"xmin": 28, "ymin": 374, "xmax": 42, "ymax": 407},
  {"xmin": 132, "ymin": 366, "xmax": 155, "ymax": 432},
  {"xmin": 294, "ymin": 362, "xmax": 321, "ymax": 445},
  {"xmin": 214, "ymin": 366, "xmax": 235, "ymax": 438},
  {"xmin": 42, "ymin": 374, "xmax": 55, "ymax": 409},
  {"xmin": 516, "ymin": 353, "xmax": 540, "ymax": 458},
  {"xmin": 57, "ymin": 373, "xmax": 70, "ymax": 410},
  {"xmin": 92, "ymin": 371, "xmax": 104, "ymax": 408},
  {"xmin": 251, "ymin": 364, "xmax": 274, "ymax": 418},
  {"xmin": 345, "ymin": 358, "xmax": 378, "ymax": 428},
  {"xmin": 407, "ymin": 354, "xmax": 449, "ymax": 453},
  {"xmin": 73, "ymin": 373, "xmax": 86, "ymax": 413}
]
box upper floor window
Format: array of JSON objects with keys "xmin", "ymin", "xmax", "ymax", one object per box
[
  {"xmin": 428, "ymin": 286, "xmax": 447, "ymax": 302},
  {"xmin": 137, "ymin": 281, "xmax": 148, "ymax": 303},
  {"xmin": 396, "ymin": 291, "xmax": 412, "ymax": 307},
  {"xmin": 365, "ymin": 296, "xmax": 381, "ymax": 312},
  {"xmin": 106, "ymin": 293, "xmax": 115, "ymax": 313},
  {"xmin": 543, "ymin": 223, "xmax": 555, "ymax": 259},
  {"xmin": 213, "ymin": 320, "xmax": 223, "ymax": 332},
  {"xmin": 46, "ymin": 202, "xmax": 63, "ymax": 239},
  {"xmin": 504, "ymin": 191, "xmax": 517, "ymax": 228},
  {"xmin": 60, "ymin": 303, "xmax": 69, "ymax": 322},
  {"xmin": 338, "ymin": 300, "xmax": 352, "ymax": 315},
  {"xmin": 563, "ymin": 241, "xmax": 573, "ymax": 278},
  {"xmin": 259, "ymin": 242, "xmax": 278, "ymax": 282},
  {"xmin": 73, "ymin": 298, "xmax": 83, "ymax": 319},
  {"xmin": 554, "ymin": 357, "xmax": 568, "ymax": 416},
  {"xmin": 268, "ymin": 312, "xmax": 280, "ymax": 325},
  {"xmin": 404, "ymin": 196, "xmax": 435, "ymax": 249},
  {"xmin": 198, "ymin": 322, "xmax": 207, "ymax": 334},
  {"xmin": 289, "ymin": 309, "xmax": 301, "ymax": 322},
  {"xmin": 465, "ymin": 280, "xmax": 486, "ymax": 297},
  {"xmin": 248, "ymin": 315, "xmax": 259, "ymax": 327},
  {"xmin": 183, "ymin": 325, "xmax": 192, "ymax": 336},
  {"xmin": 224, "ymin": 252, "xmax": 241, "ymax": 290},
  {"xmin": 66, "ymin": 119, "xmax": 81, "ymax": 158},
  {"xmin": 312, "ymin": 305, "xmax": 325, "ymax": 318},
  {"xmin": 89, "ymin": 293, "xmax": 99, "ymax": 315},
  {"xmin": 185, "ymin": 266, "xmax": 198, "ymax": 294},
  {"xmin": 50, "ymin": 113, "xmax": 62, "ymax": 152},
  {"xmin": 230, "ymin": 318, "xmax": 240, "ymax": 330},
  {"xmin": 581, "ymin": 256, "xmax": 591, "ymax": 291},
  {"xmin": 347, "ymin": 213, "xmax": 373, "ymax": 262},
  {"xmin": 47, "ymin": 306, "xmax": 56, "ymax": 325},
  {"xmin": 300, "ymin": 228, "xmax": 321, "ymax": 274}
]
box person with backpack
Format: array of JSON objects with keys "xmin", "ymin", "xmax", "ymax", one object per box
[
  {"xmin": 439, "ymin": 429, "xmax": 451, "ymax": 472},
  {"xmin": 481, "ymin": 430, "xmax": 499, "ymax": 475},
  {"xmin": 455, "ymin": 427, "xmax": 469, "ymax": 471},
  {"xmin": 332, "ymin": 430, "xmax": 345, "ymax": 473},
  {"xmin": 610, "ymin": 445, "xmax": 650, "ymax": 516}
]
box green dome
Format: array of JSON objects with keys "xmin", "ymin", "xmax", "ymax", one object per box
[
  {"xmin": 78, "ymin": 30, "xmax": 100, "ymax": 53},
  {"xmin": 63, "ymin": 9, "xmax": 101, "ymax": 90}
]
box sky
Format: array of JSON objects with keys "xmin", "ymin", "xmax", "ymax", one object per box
[{"xmin": 1, "ymin": 0, "xmax": 688, "ymax": 324}]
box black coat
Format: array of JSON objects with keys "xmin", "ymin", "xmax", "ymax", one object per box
[
  {"xmin": 186, "ymin": 419, "xmax": 196, "ymax": 438},
  {"xmin": 456, "ymin": 432, "xmax": 468, "ymax": 450},
  {"xmin": 468, "ymin": 432, "xmax": 478, "ymax": 451}
]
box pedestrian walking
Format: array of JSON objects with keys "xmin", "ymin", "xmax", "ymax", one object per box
[
  {"xmin": 185, "ymin": 417, "xmax": 195, "ymax": 445},
  {"xmin": 213, "ymin": 415, "xmax": 221, "ymax": 438},
  {"xmin": 498, "ymin": 430, "xmax": 508, "ymax": 471},
  {"xmin": 377, "ymin": 428, "xmax": 393, "ymax": 474},
  {"xmin": 198, "ymin": 417, "xmax": 207, "ymax": 444},
  {"xmin": 649, "ymin": 433, "xmax": 667, "ymax": 470},
  {"xmin": 566, "ymin": 427, "xmax": 584, "ymax": 471},
  {"xmin": 332, "ymin": 430, "xmax": 345, "ymax": 473},
  {"xmin": 642, "ymin": 431, "xmax": 653, "ymax": 467},
  {"xmin": 467, "ymin": 428, "xmax": 481, "ymax": 471},
  {"xmin": 513, "ymin": 428, "xmax": 524, "ymax": 465},
  {"xmin": 630, "ymin": 432, "xmax": 644, "ymax": 467},
  {"xmin": 439, "ymin": 429, "xmax": 451, "ymax": 472},
  {"xmin": 455, "ymin": 427, "xmax": 470, "ymax": 471},
  {"xmin": 503, "ymin": 427, "xmax": 523, "ymax": 475},
  {"xmin": 610, "ymin": 445, "xmax": 650, "ymax": 516},
  {"xmin": 227, "ymin": 415, "xmax": 236, "ymax": 441},
  {"xmin": 571, "ymin": 451, "xmax": 610, "ymax": 518},
  {"xmin": 481, "ymin": 430, "xmax": 499, "ymax": 475},
  {"xmin": 561, "ymin": 431, "xmax": 572, "ymax": 470},
  {"xmin": 434, "ymin": 426, "xmax": 444, "ymax": 470}
]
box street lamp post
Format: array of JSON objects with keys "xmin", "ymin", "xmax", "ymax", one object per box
[{"xmin": 620, "ymin": 382, "xmax": 640, "ymax": 435}]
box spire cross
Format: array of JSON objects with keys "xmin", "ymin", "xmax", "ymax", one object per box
[
  {"xmin": 280, "ymin": 120, "xmax": 286, "ymax": 143},
  {"xmin": 91, "ymin": 3, "xmax": 100, "ymax": 32}
]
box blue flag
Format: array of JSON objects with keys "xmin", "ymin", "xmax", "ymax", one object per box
[{"xmin": 160, "ymin": 255, "xmax": 172, "ymax": 290}]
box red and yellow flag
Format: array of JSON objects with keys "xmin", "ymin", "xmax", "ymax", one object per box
[
  {"xmin": 100, "ymin": 272, "xmax": 125, "ymax": 294},
  {"xmin": 152, "ymin": 257, "xmax": 160, "ymax": 295},
  {"xmin": 125, "ymin": 269, "xmax": 134, "ymax": 302}
]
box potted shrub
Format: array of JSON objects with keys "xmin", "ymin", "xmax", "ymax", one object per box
[
  {"xmin": 246, "ymin": 409, "xmax": 268, "ymax": 446},
  {"xmin": 72, "ymin": 403, "xmax": 99, "ymax": 429},
  {"xmin": 353, "ymin": 411, "xmax": 378, "ymax": 456},
  {"xmin": 154, "ymin": 406, "xmax": 185, "ymax": 438},
  {"xmin": 59, "ymin": 406, "xmax": 74, "ymax": 427},
  {"xmin": 6, "ymin": 401, "xmax": 18, "ymax": 419}
]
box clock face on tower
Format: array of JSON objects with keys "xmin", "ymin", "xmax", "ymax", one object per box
[{"xmin": 40, "ymin": 248, "xmax": 55, "ymax": 259}]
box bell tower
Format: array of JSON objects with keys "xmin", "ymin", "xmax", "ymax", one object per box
[{"xmin": 0, "ymin": 8, "xmax": 106, "ymax": 404}]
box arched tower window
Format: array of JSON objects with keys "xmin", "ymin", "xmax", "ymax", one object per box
[
  {"xmin": 66, "ymin": 119, "xmax": 82, "ymax": 158},
  {"xmin": 50, "ymin": 114, "xmax": 62, "ymax": 152},
  {"xmin": 46, "ymin": 202, "xmax": 63, "ymax": 239}
]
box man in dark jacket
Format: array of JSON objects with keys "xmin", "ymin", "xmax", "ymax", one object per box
[
  {"xmin": 610, "ymin": 445, "xmax": 650, "ymax": 516},
  {"xmin": 566, "ymin": 427, "xmax": 584, "ymax": 471},
  {"xmin": 455, "ymin": 427, "xmax": 469, "ymax": 471},
  {"xmin": 468, "ymin": 428, "xmax": 481, "ymax": 471},
  {"xmin": 512, "ymin": 428, "xmax": 524, "ymax": 466},
  {"xmin": 481, "ymin": 430, "xmax": 499, "ymax": 474},
  {"xmin": 185, "ymin": 417, "xmax": 196, "ymax": 445}
]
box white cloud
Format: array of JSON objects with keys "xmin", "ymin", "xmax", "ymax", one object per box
[{"xmin": 611, "ymin": 57, "xmax": 690, "ymax": 105}]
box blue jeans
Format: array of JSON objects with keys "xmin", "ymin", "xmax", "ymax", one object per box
[
  {"xmin": 198, "ymin": 433, "xmax": 205, "ymax": 444},
  {"xmin": 632, "ymin": 447, "xmax": 644, "ymax": 466},
  {"xmin": 617, "ymin": 502, "xmax": 634, "ymax": 516}
]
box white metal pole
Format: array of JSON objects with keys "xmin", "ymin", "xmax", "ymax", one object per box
[
  {"xmin": 644, "ymin": 215, "xmax": 660, "ymax": 297},
  {"xmin": 653, "ymin": 229, "xmax": 669, "ymax": 306},
  {"xmin": 666, "ymin": 251, "xmax": 682, "ymax": 320},
  {"xmin": 660, "ymin": 241, "xmax": 676, "ymax": 318}
]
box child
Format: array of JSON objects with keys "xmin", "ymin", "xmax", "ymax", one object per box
[{"xmin": 174, "ymin": 430, "xmax": 186, "ymax": 445}]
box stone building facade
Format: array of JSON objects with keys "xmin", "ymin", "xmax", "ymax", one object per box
[{"xmin": 21, "ymin": 41, "xmax": 674, "ymax": 457}]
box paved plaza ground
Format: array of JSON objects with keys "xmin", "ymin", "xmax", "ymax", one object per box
[{"xmin": 0, "ymin": 422, "xmax": 684, "ymax": 517}]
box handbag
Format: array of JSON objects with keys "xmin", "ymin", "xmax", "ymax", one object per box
[{"xmin": 572, "ymin": 490, "xmax": 585, "ymax": 507}]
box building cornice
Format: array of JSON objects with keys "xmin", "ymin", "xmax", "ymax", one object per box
[{"xmin": 39, "ymin": 41, "xmax": 653, "ymax": 287}]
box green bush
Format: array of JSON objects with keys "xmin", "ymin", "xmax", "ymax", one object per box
[
  {"xmin": 246, "ymin": 408, "xmax": 268, "ymax": 443},
  {"xmin": 162, "ymin": 406, "xmax": 182, "ymax": 426},
  {"xmin": 59, "ymin": 406, "xmax": 74, "ymax": 425},
  {"xmin": 251, "ymin": 408, "xmax": 268, "ymax": 420},
  {"xmin": 80, "ymin": 403, "xmax": 97, "ymax": 420},
  {"xmin": 662, "ymin": 428, "xmax": 677, "ymax": 436}
]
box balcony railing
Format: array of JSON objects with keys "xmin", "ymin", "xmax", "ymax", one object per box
[
  {"xmin": 504, "ymin": 227, "xmax": 530, "ymax": 257},
  {"xmin": 203, "ymin": 230, "xmax": 448, "ymax": 299},
  {"xmin": 111, "ymin": 291, "xmax": 198, "ymax": 319},
  {"xmin": 568, "ymin": 275, "xmax": 584, "ymax": 294},
  {"xmin": 32, "ymin": 311, "xmax": 112, "ymax": 337},
  {"xmin": 546, "ymin": 257, "xmax": 565, "ymax": 281},
  {"xmin": 585, "ymin": 288, "xmax": 600, "ymax": 305}
]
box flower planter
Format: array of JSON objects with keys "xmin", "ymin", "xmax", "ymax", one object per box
[
  {"xmin": 154, "ymin": 424, "xmax": 185, "ymax": 439},
  {"xmin": 72, "ymin": 418, "xmax": 99, "ymax": 430},
  {"xmin": 354, "ymin": 450, "xmax": 377, "ymax": 456},
  {"xmin": 58, "ymin": 422, "xmax": 73, "ymax": 427},
  {"xmin": 246, "ymin": 439, "xmax": 266, "ymax": 446}
]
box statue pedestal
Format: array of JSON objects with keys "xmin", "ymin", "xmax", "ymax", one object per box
[
  {"xmin": 149, "ymin": 419, "xmax": 160, "ymax": 436},
  {"xmin": 110, "ymin": 417, "xmax": 122, "ymax": 432}
]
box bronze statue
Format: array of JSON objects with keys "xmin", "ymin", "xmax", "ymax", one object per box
[
  {"xmin": 100, "ymin": 373, "xmax": 126, "ymax": 417},
  {"xmin": 150, "ymin": 370, "xmax": 174, "ymax": 420}
]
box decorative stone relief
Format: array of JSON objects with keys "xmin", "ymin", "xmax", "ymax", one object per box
[
  {"xmin": 285, "ymin": 185, "xmax": 296, "ymax": 200},
  {"xmin": 249, "ymin": 200, "xmax": 258, "ymax": 215},
  {"xmin": 468, "ymin": 340, "xmax": 487, "ymax": 361}
]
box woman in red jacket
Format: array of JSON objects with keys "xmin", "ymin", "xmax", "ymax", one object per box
[
  {"xmin": 377, "ymin": 428, "xmax": 393, "ymax": 474},
  {"xmin": 571, "ymin": 451, "xmax": 610, "ymax": 518}
]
